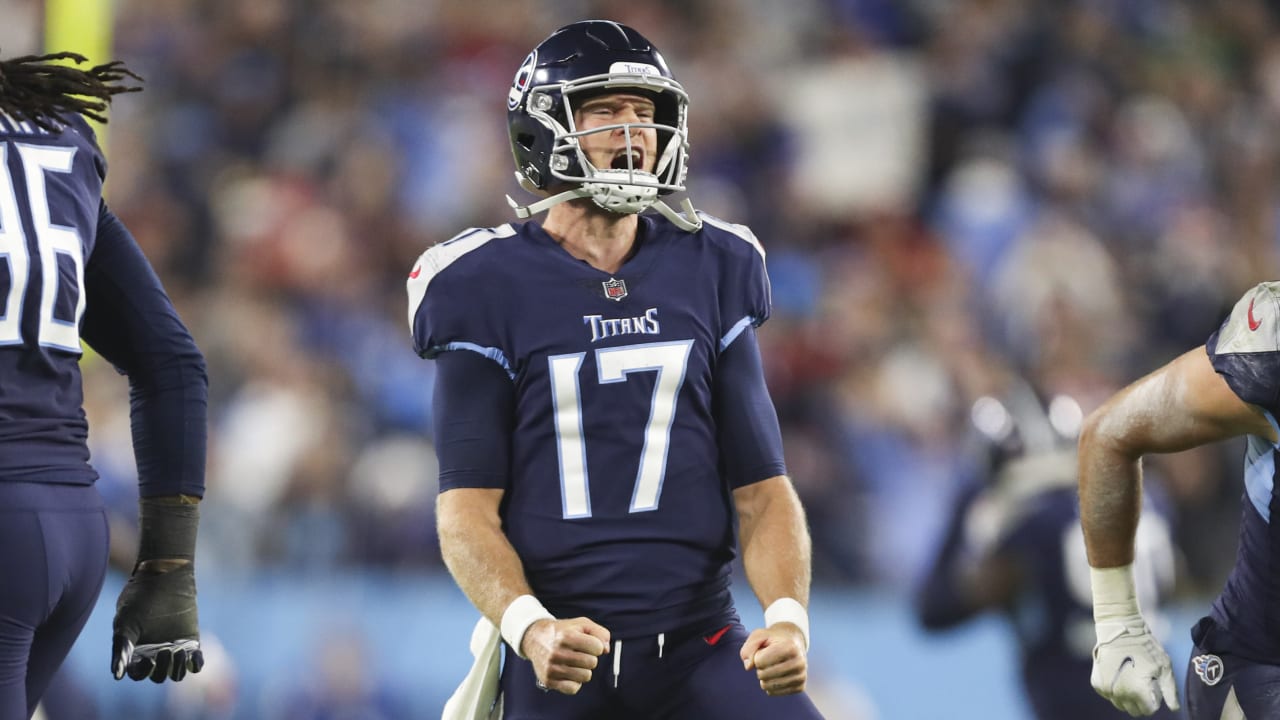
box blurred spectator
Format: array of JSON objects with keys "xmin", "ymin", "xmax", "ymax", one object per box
[{"xmin": 915, "ymin": 372, "xmax": 1179, "ymax": 720}]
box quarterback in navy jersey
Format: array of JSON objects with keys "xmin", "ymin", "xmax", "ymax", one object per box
[
  {"xmin": 918, "ymin": 380, "xmax": 1177, "ymax": 720},
  {"xmin": 0, "ymin": 53, "xmax": 207, "ymax": 719},
  {"xmin": 409, "ymin": 21, "xmax": 823, "ymax": 719},
  {"xmin": 1080, "ymin": 281, "xmax": 1280, "ymax": 718}
]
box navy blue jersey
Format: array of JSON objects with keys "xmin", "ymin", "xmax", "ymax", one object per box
[
  {"xmin": 0, "ymin": 112, "xmax": 206, "ymax": 496},
  {"xmin": 0, "ymin": 113, "xmax": 106, "ymax": 483},
  {"xmin": 1203, "ymin": 281, "xmax": 1280, "ymax": 661},
  {"xmin": 409, "ymin": 213, "xmax": 773, "ymax": 637}
]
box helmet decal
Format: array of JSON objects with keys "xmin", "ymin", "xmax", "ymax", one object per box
[
  {"xmin": 508, "ymin": 50, "xmax": 537, "ymax": 111},
  {"xmin": 608, "ymin": 61, "xmax": 661, "ymax": 77}
]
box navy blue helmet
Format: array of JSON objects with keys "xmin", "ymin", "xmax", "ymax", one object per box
[{"xmin": 505, "ymin": 20, "xmax": 699, "ymax": 228}]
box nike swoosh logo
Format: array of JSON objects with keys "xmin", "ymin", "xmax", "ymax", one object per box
[
  {"xmin": 1249, "ymin": 298, "xmax": 1262, "ymax": 331},
  {"xmin": 703, "ymin": 624, "xmax": 732, "ymax": 646},
  {"xmin": 1116, "ymin": 656, "xmax": 1135, "ymax": 681},
  {"xmin": 409, "ymin": 265, "xmax": 422, "ymax": 279}
]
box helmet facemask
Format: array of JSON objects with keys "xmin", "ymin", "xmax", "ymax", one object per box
[{"xmin": 540, "ymin": 73, "xmax": 690, "ymax": 214}]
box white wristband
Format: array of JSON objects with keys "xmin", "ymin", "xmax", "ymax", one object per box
[
  {"xmin": 1090, "ymin": 564, "xmax": 1142, "ymax": 624},
  {"xmin": 764, "ymin": 597, "xmax": 810, "ymax": 651},
  {"xmin": 500, "ymin": 595, "xmax": 554, "ymax": 659}
]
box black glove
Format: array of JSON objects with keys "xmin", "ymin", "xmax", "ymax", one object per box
[{"xmin": 112, "ymin": 497, "xmax": 204, "ymax": 683}]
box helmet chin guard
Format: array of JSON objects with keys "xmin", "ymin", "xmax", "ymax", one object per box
[{"xmin": 583, "ymin": 169, "xmax": 661, "ymax": 214}]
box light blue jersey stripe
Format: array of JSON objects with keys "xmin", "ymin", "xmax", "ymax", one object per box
[
  {"xmin": 719, "ymin": 315, "xmax": 755, "ymax": 352},
  {"xmin": 440, "ymin": 342, "xmax": 515, "ymax": 380},
  {"xmin": 1244, "ymin": 410, "xmax": 1280, "ymax": 522}
]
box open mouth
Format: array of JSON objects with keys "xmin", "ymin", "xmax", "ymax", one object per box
[{"xmin": 610, "ymin": 149, "xmax": 643, "ymax": 171}]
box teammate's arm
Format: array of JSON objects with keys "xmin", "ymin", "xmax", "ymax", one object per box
[
  {"xmin": 1080, "ymin": 346, "xmax": 1274, "ymax": 715},
  {"xmin": 82, "ymin": 202, "xmax": 207, "ymax": 683},
  {"xmin": 1080, "ymin": 347, "xmax": 1274, "ymax": 566},
  {"xmin": 432, "ymin": 350, "xmax": 608, "ymax": 695},
  {"xmin": 915, "ymin": 484, "xmax": 1020, "ymax": 630}
]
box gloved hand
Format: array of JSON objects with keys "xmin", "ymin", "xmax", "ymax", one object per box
[
  {"xmin": 111, "ymin": 497, "xmax": 204, "ymax": 683},
  {"xmin": 1091, "ymin": 618, "xmax": 1179, "ymax": 715},
  {"xmin": 112, "ymin": 560, "xmax": 203, "ymax": 682},
  {"xmin": 1089, "ymin": 564, "xmax": 1179, "ymax": 716}
]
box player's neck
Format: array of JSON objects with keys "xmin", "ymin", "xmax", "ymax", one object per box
[{"xmin": 542, "ymin": 201, "xmax": 639, "ymax": 275}]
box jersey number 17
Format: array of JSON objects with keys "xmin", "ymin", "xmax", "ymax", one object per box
[{"xmin": 548, "ymin": 340, "xmax": 694, "ymax": 519}]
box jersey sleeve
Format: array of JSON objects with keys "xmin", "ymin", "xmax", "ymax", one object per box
[
  {"xmin": 713, "ymin": 325, "xmax": 786, "ymax": 488},
  {"xmin": 405, "ymin": 227, "xmax": 516, "ymax": 375},
  {"xmin": 702, "ymin": 214, "xmax": 771, "ymax": 351},
  {"xmin": 915, "ymin": 482, "xmax": 986, "ymax": 630},
  {"xmin": 432, "ymin": 349, "xmax": 514, "ymax": 491},
  {"xmin": 1207, "ymin": 282, "xmax": 1280, "ymax": 416},
  {"xmin": 81, "ymin": 202, "xmax": 208, "ymax": 498}
]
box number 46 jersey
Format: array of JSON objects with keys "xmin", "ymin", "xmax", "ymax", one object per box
[{"xmin": 408, "ymin": 213, "xmax": 776, "ymax": 638}]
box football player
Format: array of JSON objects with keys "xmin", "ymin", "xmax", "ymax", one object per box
[
  {"xmin": 409, "ymin": 20, "xmax": 824, "ymax": 719},
  {"xmin": 917, "ymin": 376, "xmax": 1177, "ymax": 720},
  {"xmin": 1080, "ymin": 282, "xmax": 1280, "ymax": 717},
  {"xmin": 0, "ymin": 52, "xmax": 207, "ymax": 720}
]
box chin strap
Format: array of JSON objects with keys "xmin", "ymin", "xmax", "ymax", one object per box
[
  {"xmin": 653, "ymin": 197, "xmax": 702, "ymax": 232},
  {"xmin": 506, "ymin": 188, "xmax": 592, "ymax": 219},
  {"xmin": 506, "ymin": 193, "xmax": 703, "ymax": 233}
]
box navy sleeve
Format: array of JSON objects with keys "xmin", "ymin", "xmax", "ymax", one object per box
[
  {"xmin": 81, "ymin": 202, "xmax": 207, "ymax": 498},
  {"xmin": 432, "ymin": 349, "xmax": 514, "ymax": 491},
  {"xmin": 915, "ymin": 483, "xmax": 986, "ymax": 630},
  {"xmin": 714, "ymin": 325, "xmax": 786, "ymax": 488},
  {"xmin": 406, "ymin": 227, "xmax": 515, "ymax": 372},
  {"xmin": 706, "ymin": 215, "xmax": 771, "ymax": 350}
]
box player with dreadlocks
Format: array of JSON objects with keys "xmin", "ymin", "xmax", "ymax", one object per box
[
  {"xmin": 0, "ymin": 51, "xmax": 208, "ymax": 720},
  {"xmin": 0, "ymin": 52, "xmax": 141, "ymax": 129}
]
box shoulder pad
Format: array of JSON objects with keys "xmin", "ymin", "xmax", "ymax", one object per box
[
  {"xmin": 696, "ymin": 212, "xmax": 766, "ymax": 262},
  {"xmin": 405, "ymin": 225, "xmax": 516, "ymax": 331},
  {"xmin": 1214, "ymin": 282, "xmax": 1280, "ymax": 355}
]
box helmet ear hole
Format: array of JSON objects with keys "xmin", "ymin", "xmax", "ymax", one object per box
[{"xmin": 516, "ymin": 133, "xmax": 536, "ymax": 151}]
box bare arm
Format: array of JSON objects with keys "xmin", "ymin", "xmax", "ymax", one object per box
[
  {"xmin": 734, "ymin": 475, "xmax": 812, "ymax": 610},
  {"xmin": 437, "ymin": 487, "xmax": 609, "ymax": 694},
  {"xmin": 1079, "ymin": 347, "xmax": 1276, "ymax": 568},
  {"xmin": 733, "ymin": 474, "xmax": 812, "ymax": 695},
  {"xmin": 436, "ymin": 487, "xmax": 533, "ymax": 626}
]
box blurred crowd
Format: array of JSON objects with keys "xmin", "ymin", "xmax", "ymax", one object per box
[{"xmin": 6, "ymin": 0, "xmax": 1277, "ymax": 599}]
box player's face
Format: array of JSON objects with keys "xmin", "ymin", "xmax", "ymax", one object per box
[{"xmin": 573, "ymin": 93, "xmax": 659, "ymax": 174}]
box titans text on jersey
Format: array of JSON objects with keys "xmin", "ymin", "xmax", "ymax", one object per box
[{"xmin": 584, "ymin": 307, "xmax": 661, "ymax": 343}]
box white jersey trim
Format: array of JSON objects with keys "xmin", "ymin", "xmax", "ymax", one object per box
[
  {"xmin": 697, "ymin": 212, "xmax": 766, "ymax": 262},
  {"xmin": 405, "ymin": 224, "xmax": 516, "ymax": 332},
  {"xmin": 697, "ymin": 212, "xmax": 772, "ymax": 324}
]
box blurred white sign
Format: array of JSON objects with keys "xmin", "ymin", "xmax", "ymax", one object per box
[{"xmin": 780, "ymin": 53, "xmax": 927, "ymax": 217}]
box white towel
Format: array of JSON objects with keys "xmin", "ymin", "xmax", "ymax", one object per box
[{"xmin": 442, "ymin": 618, "xmax": 503, "ymax": 720}]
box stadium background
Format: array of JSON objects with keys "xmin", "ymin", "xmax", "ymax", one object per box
[{"xmin": 5, "ymin": 0, "xmax": 1276, "ymax": 717}]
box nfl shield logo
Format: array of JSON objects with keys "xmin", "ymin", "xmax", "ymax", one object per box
[{"xmin": 602, "ymin": 277, "xmax": 628, "ymax": 301}]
